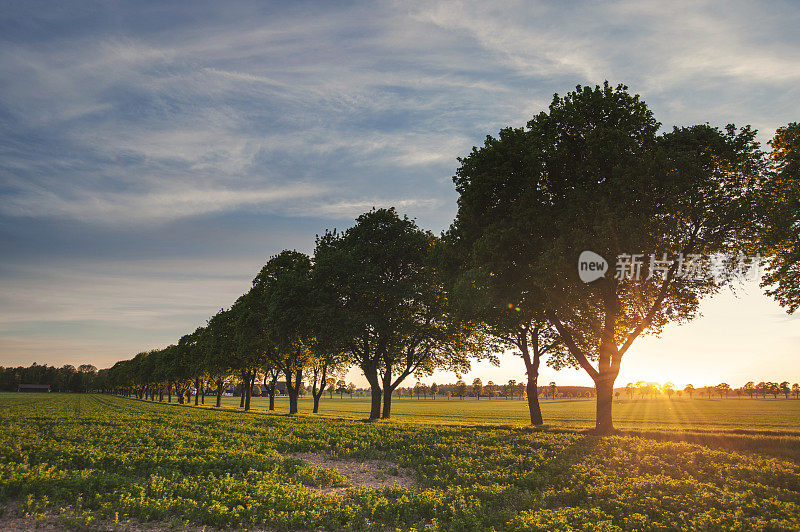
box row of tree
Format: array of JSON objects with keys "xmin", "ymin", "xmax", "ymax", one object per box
[
  {"xmin": 403, "ymin": 379, "xmax": 589, "ymax": 399},
  {"xmin": 8, "ymin": 361, "xmax": 798, "ymax": 402},
  {"xmin": 403, "ymin": 380, "xmax": 800, "ymax": 400},
  {"xmin": 107, "ymin": 209, "xmax": 484, "ymax": 419},
  {"xmin": 103, "ymin": 83, "xmax": 798, "ymax": 433}
]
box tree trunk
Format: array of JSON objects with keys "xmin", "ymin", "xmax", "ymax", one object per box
[
  {"xmin": 382, "ymin": 389, "xmax": 393, "ymax": 418},
  {"xmin": 285, "ymin": 368, "xmax": 301, "ymax": 414},
  {"xmin": 370, "ymin": 385, "xmax": 382, "ymax": 419},
  {"xmin": 167, "ymin": 383, "xmax": 172, "ymax": 403},
  {"xmin": 312, "ymin": 392, "xmax": 321, "ymax": 413},
  {"xmin": 268, "ymin": 373, "xmax": 277, "ymax": 411},
  {"xmin": 312, "ymin": 366, "xmax": 326, "ymax": 414},
  {"xmin": 526, "ymin": 376, "xmax": 543, "ymax": 425},
  {"xmin": 520, "ymin": 332, "xmax": 544, "ymax": 426},
  {"xmin": 381, "ymin": 367, "xmax": 393, "ymax": 419},
  {"xmin": 200, "ymin": 379, "xmax": 204, "ymax": 404},
  {"xmin": 244, "ymin": 373, "xmax": 253, "ymax": 411},
  {"xmin": 595, "ymin": 378, "xmax": 614, "ymax": 434},
  {"xmin": 288, "ymin": 387, "xmax": 298, "ymax": 414},
  {"xmin": 239, "ymin": 371, "xmax": 247, "ymax": 408},
  {"xmin": 216, "ymin": 379, "xmax": 223, "ymax": 407},
  {"xmin": 363, "ymin": 363, "xmax": 381, "ymax": 420},
  {"xmin": 312, "ymin": 382, "xmax": 322, "ymax": 413},
  {"xmin": 194, "ymin": 378, "xmax": 200, "ymax": 405}
]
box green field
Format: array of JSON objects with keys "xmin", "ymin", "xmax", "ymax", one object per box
[
  {"xmin": 213, "ymin": 395, "xmax": 800, "ymax": 432},
  {"xmin": 1, "ymin": 394, "xmax": 800, "ymax": 531}
]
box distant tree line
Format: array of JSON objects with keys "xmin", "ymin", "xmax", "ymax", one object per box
[
  {"xmin": 21, "ymin": 84, "xmax": 797, "ymax": 434},
  {"xmin": 619, "ymin": 381, "xmax": 800, "ymax": 399},
  {"xmin": 397, "ymin": 379, "xmax": 597, "ymax": 400},
  {"xmin": 0, "ymin": 363, "xmax": 102, "ymax": 393}
]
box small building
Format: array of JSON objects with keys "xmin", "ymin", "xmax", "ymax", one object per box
[{"xmin": 18, "ymin": 383, "xmax": 50, "ymax": 393}]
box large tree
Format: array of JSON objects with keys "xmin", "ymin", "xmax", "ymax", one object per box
[
  {"xmin": 201, "ymin": 308, "xmax": 238, "ymax": 407},
  {"xmin": 444, "ymin": 256, "xmax": 570, "ymax": 425},
  {"xmin": 230, "ymin": 291, "xmax": 271, "ymax": 411},
  {"xmin": 451, "ymin": 83, "xmax": 762, "ymax": 433},
  {"xmin": 314, "ymin": 208, "xmax": 481, "ymax": 419},
  {"xmin": 759, "ymin": 122, "xmax": 800, "ymax": 313},
  {"xmin": 251, "ymin": 250, "xmax": 316, "ymax": 415}
]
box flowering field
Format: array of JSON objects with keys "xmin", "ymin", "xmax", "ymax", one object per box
[{"xmin": 1, "ymin": 394, "xmax": 799, "ymax": 531}]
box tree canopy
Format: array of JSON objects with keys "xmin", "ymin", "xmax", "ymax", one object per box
[
  {"xmin": 450, "ymin": 83, "xmax": 763, "ymax": 432},
  {"xmin": 760, "ymin": 122, "xmax": 800, "ymax": 313},
  {"xmin": 315, "ymin": 208, "xmax": 483, "ymax": 419}
]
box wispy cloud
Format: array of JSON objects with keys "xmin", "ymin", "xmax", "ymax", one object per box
[
  {"xmin": 312, "ymin": 197, "xmax": 444, "ymax": 219},
  {"xmin": 1, "ymin": 0, "xmax": 798, "ymax": 370},
  {"xmin": 1, "ymin": 184, "xmax": 327, "ymax": 224}
]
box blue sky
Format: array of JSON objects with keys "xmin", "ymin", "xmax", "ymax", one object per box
[{"xmin": 1, "ymin": 1, "xmax": 798, "ymax": 386}]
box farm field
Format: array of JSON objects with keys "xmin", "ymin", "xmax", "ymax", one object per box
[
  {"xmin": 1, "ymin": 394, "xmax": 800, "ymax": 531},
  {"xmin": 212, "ymin": 395, "xmax": 800, "ymax": 432}
]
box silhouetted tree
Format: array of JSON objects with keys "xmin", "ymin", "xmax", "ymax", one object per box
[
  {"xmin": 450, "ymin": 83, "xmax": 763, "ymax": 433},
  {"xmin": 472, "ymin": 378, "xmax": 483, "ymax": 399},
  {"xmin": 756, "ymin": 381, "xmax": 768, "ymax": 398},
  {"xmin": 251, "ymin": 250, "xmax": 316, "ymax": 414},
  {"xmin": 455, "ymin": 380, "xmax": 468, "ymax": 399},
  {"xmin": 625, "ymin": 383, "xmax": 636, "ymax": 400},
  {"xmin": 485, "ymin": 381, "xmax": 497, "ymax": 399},
  {"xmin": 314, "ymin": 209, "xmax": 481, "ymax": 419},
  {"xmin": 769, "ymin": 382, "xmax": 780, "ymax": 398},
  {"xmin": 780, "ymin": 381, "xmax": 791, "ymax": 399},
  {"xmin": 742, "ymin": 381, "xmax": 755, "ymax": 399},
  {"xmin": 335, "ymin": 379, "xmax": 347, "ymax": 399},
  {"xmin": 716, "ymin": 382, "xmax": 731, "ymax": 398},
  {"xmin": 663, "ymin": 382, "xmax": 675, "ymax": 399}
]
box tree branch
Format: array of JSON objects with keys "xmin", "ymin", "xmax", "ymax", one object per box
[
  {"xmin": 545, "ymin": 308, "xmax": 599, "ymax": 381},
  {"xmin": 618, "ymin": 225, "xmax": 700, "ymax": 357}
]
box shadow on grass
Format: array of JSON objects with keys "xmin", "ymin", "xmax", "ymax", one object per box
[{"xmin": 618, "ymin": 428, "xmax": 800, "ymax": 463}]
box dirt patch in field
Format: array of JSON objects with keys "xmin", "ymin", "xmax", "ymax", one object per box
[
  {"xmin": 284, "ymin": 452, "xmax": 416, "ymax": 494},
  {"xmin": 0, "ymin": 510, "xmax": 287, "ymax": 532},
  {"xmin": 0, "ymin": 512, "xmax": 212, "ymax": 531},
  {"xmin": 0, "ymin": 503, "xmax": 309, "ymax": 531},
  {"xmin": 0, "ymin": 514, "xmax": 62, "ymax": 531}
]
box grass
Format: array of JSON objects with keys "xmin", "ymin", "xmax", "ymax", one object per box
[
  {"xmin": 1, "ymin": 393, "xmax": 799, "ymax": 530},
  {"xmin": 214, "ymin": 394, "xmax": 800, "ymax": 432}
]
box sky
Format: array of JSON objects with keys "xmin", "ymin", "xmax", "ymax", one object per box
[{"xmin": 0, "ymin": 0, "xmax": 798, "ymax": 388}]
